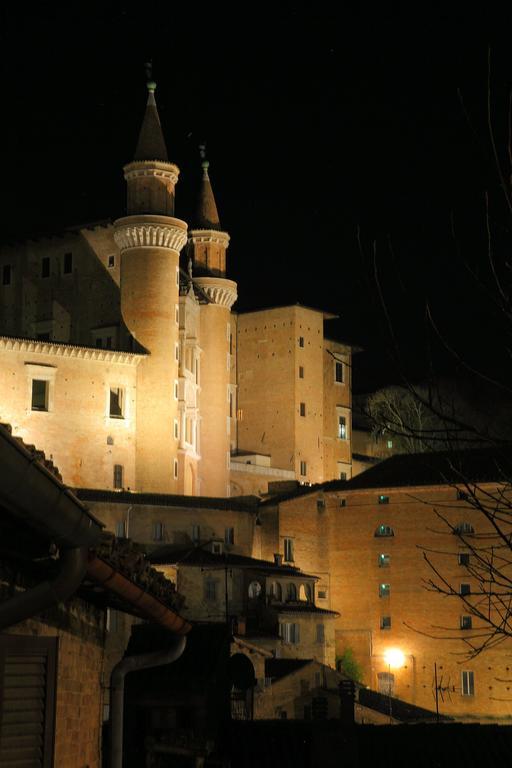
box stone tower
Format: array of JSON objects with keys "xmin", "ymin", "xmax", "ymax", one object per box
[
  {"xmin": 189, "ymin": 159, "xmax": 237, "ymax": 496},
  {"xmin": 114, "ymin": 82, "xmax": 187, "ymax": 492}
]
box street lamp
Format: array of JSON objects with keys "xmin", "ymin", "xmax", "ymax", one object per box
[{"xmin": 383, "ymin": 648, "xmax": 405, "ymax": 723}]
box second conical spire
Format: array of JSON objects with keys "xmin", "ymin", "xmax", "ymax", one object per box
[{"xmin": 134, "ymin": 81, "xmax": 169, "ymax": 162}]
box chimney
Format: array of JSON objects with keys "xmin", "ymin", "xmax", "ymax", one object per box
[{"xmin": 274, "ymin": 553, "xmax": 283, "ymax": 567}]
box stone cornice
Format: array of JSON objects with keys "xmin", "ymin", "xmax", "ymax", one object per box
[
  {"xmin": 188, "ymin": 229, "xmax": 230, "ymax": 248},
  {"xmin": 229, "ymin": 461, "xmax": 296, "ymax": 479},
  {"xmin": 193, "ymin": 276, "xmax": 238, "ymax": 309},
  {"xmin": 123, "ymin": 160, "xmax": 180, "ymax": 186},
  {"xmin": 114, "ymin": 215, "xmax": 188, "ymax": 253},
  {"xmin": 0, "ymin": 336, "xmax": 145, "ymax": 365}
]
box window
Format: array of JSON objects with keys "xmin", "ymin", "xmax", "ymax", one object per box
[
  {"xmin": 457, "ymin": 489, "xmax": 469, "ymax": 501},
  {"xmin": 212, "ymin": 541, "xmax": 223, "ymax": 555},
  {"xmin": 458, "ymin": 553, "xmax": 470, "ymax": 566},
  {"xmin": 387, "ymin": 439, "xmax": 393, "ymax": 449},
  {"xmin": 248, "ymin": 581, "xmax": 262, "ymax": 598},
  {"xmin": 339, "ymin": 471, "xmax": 347, "ymax": 481},
  {"xmin": 173, "ymin": 459, "xmax": 178, "ymax": 480},
  {"xmin": 287, "ymin": 583, "xmax": 297, "ymax": 601},
  {"xmin": 229, "ymin": 392, "xmax": 233, "ymax": 418},
  {"xmin": 375, "ymin": 524, "xmax": 394, "ymax": 537},
  {"xmin": 300, "ymin": 460, "xmax": 307, "ymax": 476},
  {"xmin": 316, "ymin": 623, "xmax": 325, "ymax": 643},
  {"xmin": 339, "ymin": 497, "xmax": 346, "ymax": 506},
  {"xmin": 379, "ymin": 553, "xmax": 390, "ymax": 568},
  {"xmin": 299, "ymin": 336, "xmax": 304, "ymax": 348},
  {"xmin": 299, "ymin": 366, "xmax": 304, "ymax": 378},
  {"xmin": 378, "ymin": 672, "xmax": 394, "ymax": 696},
  {"xmin": 109, "ymin": 387, "xmax": 124, "ymax": 418},
  {"xmin": 269, "ymin": 582, "xmax": 282, "ymax": 601},
  {"xmin": 41, "ymin": 257, "xmax": 50, "ymax": 278},
  {"xmin": 152, "ymin": 522, "xmax": 164, "ymax": 542},
  {"xmin": 338, "ymin": 415, "xmax": 347, "ymax": 439},
  {"xmin": 335, "ymin": 361, "xmax": 343, "ymax": 383},
  {"xmin": 174, "ymin": 380, "xmax": 179, "ymax": 400},
  {"xmin": 115, "ymin": 520, "xmax": 125, "ymax": 537},
  {"xmin": 63, "ymin": 252, "xmax": 73, "ymax": 274},
  {"xmin": 225, "ymin": 527, "xmax": 234, "ymax": 545},
  {"xmin": 175, "ymin": 305, "xmax": 179, "ymax": 325},
  {"xmin": 174, "ymin": 419, "xmax": 179, "ymax": 440},
  {"xmin": 113, "ymin": 464, "xmax": 123, "ymax": 489},
  {"xmin": 379, "ymin": 583, "xmax": 390, "ymax": 598},
  {"xmin": 317, "ymin": 498, "xmax": 325, "ymax": 512},
  {"xmin": 2, "ymin": 264, "xmax": 11, "ymax": 286},
  {"xmin": 175, "ymin": 343, "xmax": 180, "ymax": 362},
  {"xmin": 300, "ymin": 402, "xmax": 306, "ymax": 417},
  {"xmin": 204, "ymin": 579, "xmax": 217, "ymax": 601},
  {"xmin": 192, "ymin": 525, "xmax": 200, "ymax": 543},
  {"xmin": 461, "ymin": 670, "xmax": 475, "ymax": 696},
  {"xmin": 460, "ymin": 583, "xmax": 471, "ymax": 596},
  {"xmin": 461, "ymin": 615, "xmax": 473, "ymax": 630},
  {"xmin": 284, "ymin": 538, "xmax": 294, "ymax": 562},
  {"xmin": 31, "ymin": 379, "xmax": 49, "ymax": 411},
  {"xmin": 280, "ymin": 622, "xmax": 300, "ymax": 644},
  {"xmin": 454, "ymin": 522, "xmax": 474, "ymax": 535},
  {"xmin": 317, "ymin": 589, "xmax": 327, "ymax": 599},
  {"xmin": 380, "ymin": 616, "xmax": 391, "ymax": 630},
  {"xmin": 108, "ymin": 254, "xmax": 115, "ymax": 268},
  {"xmin": 378, "ymin": 495, "xmax": 390, "ymax": 504}
]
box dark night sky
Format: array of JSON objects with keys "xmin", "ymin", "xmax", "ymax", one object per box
[{"xmin": 1, "ymin": 5, "xmax": 511, "ymax": 391}]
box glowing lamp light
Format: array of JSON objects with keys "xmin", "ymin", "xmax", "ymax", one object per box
[{"xmin": 384, "ymin": 648, "xmax": 405, "ymax": 669}]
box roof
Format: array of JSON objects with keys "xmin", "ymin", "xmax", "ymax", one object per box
[
  {"xmin": 265, "ymin": 657, "xmax": 312, "ymax": 680},
  {"xmin": 277, "ymin": 604, "xmax": 339, "ymax": 617},
  {"xmin": 262, "ymin": 447, "xmax": 512, "ymax": 504},
  {"xmin": 148, "ymin": 545, "xmax": 318, "ymax": 578},
  {"xmin": 192, "ymin": 161, "xmax": 222, "ymax": 230},
  {"xmin": 133, "ymin": 83, "xmax": 168, "ymax": 162},
  {"xmin": 358, "ymin": 687, "xmax": 450, "ymax": 723},
  {"xmin": 75, "ymin": 488, "xmax": 261, "ymax": 512},
  {"xmin": 236, "ymin": 303, "xmax": 338, "ymax": 320}
]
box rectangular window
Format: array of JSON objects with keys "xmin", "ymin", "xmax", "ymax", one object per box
[
  {"xmin": 460, "ymin": 615, "xmax": 473, "ymax": 630},
  {"xmin": 176, "ymin": 266, "xmax": 179, "ymax": 286},
  {"xmin": 31, "ymin": 379, "xmax": 49, "ymax": 411},
  {"xmin": 458, "ymin": 553, "xmax": 470, "ymax": 566},
  {"xmin": 300, "ymin": 460, "xmax": 307, "ymax": 476},
  {"xmin": 173, "ymin": 458, "xmax": 178, "ymax": 479},
  {"xmin": 204, "ymin": 580, "xmax": 217, "ymax": 601},
  {"xmin": 380, "ymin": 616, "xmax": 391, "ymax": 630},
  {"xmin": 317, "ymin": 499, "xmax": 325, "ymax": 512},
  {"xmin": 280, "ymin": 622, "xmax": 300, "ymax": 644},
  {"xmin": 152, "ymin": 522, "xmax": 164, "ymax": 541},
  {"xmin": 335, "ymin": 361, "xmax": 344, "ymax": 383},
  {"xmin": 108, "ymin": 254, "xmax": 115, "ymax": 268},
  {"xmin": 113, "ymin": 464, "xmax": 123, "ymax": 489},
  {"xmin": 379, "ymin": 583, "xmax": 390, "ymax": 598},
  {"xmin": 315, "ymin": 623, "xmax": 325, "ymax": 644},
  {"xmin": 387, "ymin": 439, "xmax": 393, "ymax": 449},
  {"xmin": 225, "ymin": 527, "xmax": 235, "ymax": 545},
  {"xmin": 174, "ymin": 419, "xmax": 179, "ymax": 440},
  {"xmin": 41, "ymin": 256, "xmax": 50, "ymax": 278},
  {"xmin": 192, "ymin": 524, "xmax": 200, "ymax": 543},
  {"xmin": 300, "ymin": 402, "xmax": 306, "ymax": 417},
  {"xmin": 299, "ymin": 336, "xmax": 304, "ymax": 347},
  {"xmin": 115, "ymin": 520, "xmax": 125, "ymax": 537},
  {"xmin": 174, "ymin": 380, "xmax": 179, "ymax": 400},
  {"xmin": 460, "ymin": 583, "xmax": 471, "ymax": 596},
  {"xmin": 338, "ymin": 415, "xmax": 347, "ymax": 439},
  {"xmin": 63, "ymin": 252, "xmax": 73, "ymax": 274},
  {"xmin": 317, "ymin": 589, "xmax": 327, "ymax": 599},
  {"xmin": 378, "ymin": 495, "xmax": 389, "ymax": 504},
  {"xmin": 379, "ymin": 553, "xmax": 390, "ymax": 568},
  {"xmin": 339, "ymin": 471, "xmax": 347, "ymax": 481},
  {"xmin": 109, "ymin": 387, "xmax": 124, "ymax": 418},
  {"xmin": 284, "ymin": 537, "xmax": 294, "ymax": 562},
  {"xmin": 339, "ymin": 498, "xmax": 346, "ymax": 506},
  {"xmin": 2, "ymin": 264, "xmax": 11, "ymax": 286},
  {"xmin": 461, "ymin": 670, "xmax": 475, "ymax": 696},
  {"xmin": 299, "ymin": 365, "xmax": 304, "ymax": 378},
  {"xmin": 175, "ymin": 343, "xmax": 180, "ymax": 363}
]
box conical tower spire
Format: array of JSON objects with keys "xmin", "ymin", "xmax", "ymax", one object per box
[
  {"xmin": 193, "ymin": 159, "xmax": 221, "ymax": 230},
  {"xmin": 134, "ymin": 81, "xmax": 168, "ymax": 162}
]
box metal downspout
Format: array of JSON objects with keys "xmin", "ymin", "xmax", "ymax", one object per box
[
  {"xmin": 110, "ymin": 634, "xmax": 187, "ymax": 768},
  {"xmin": 0, "ymin": 546, "xmax": 88, "ymax": 631}
]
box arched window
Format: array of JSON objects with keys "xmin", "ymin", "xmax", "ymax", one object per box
[
  {"xmin": 374, "ymin": 524, "xmax": 394, "ymax": 537},
  {"xmin": 269, "ymin": 581, "xmax": 282, "ymax": 601},
  {"xmin": 287, "ymin": 583, "xmax": 297, "ymax": 602},
  {"xmin": 248, "ymin": 581, "xmax": 262, "ymax": 599},
  {"xmin": 299, "ymin": 583, "xmax": 313, "ymax": 602},
  {"xmin": 454, "ymin": 522, "xmax": 474, "ymax": 535}
]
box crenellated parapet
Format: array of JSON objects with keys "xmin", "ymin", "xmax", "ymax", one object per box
[
  {"xmin": 194, "ymin": 276, "xmax": 238, "ymax": 309},
  {"xmin": 114, "ymin": 215, "xmax": 188, "ymax": 253}
]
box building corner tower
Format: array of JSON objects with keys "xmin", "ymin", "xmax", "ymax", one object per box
[
  {"xmin": 114, "ymin": 81, "xmax": 187, "ymax": 493},
  {"xmin": 189, "ymin": 159, "xmax": 237, "ymax": 496}
]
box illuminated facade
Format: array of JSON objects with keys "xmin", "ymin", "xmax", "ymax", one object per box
[{"xmin": 0, "ymin": 82, "xmax": 352, "ymax": 498}]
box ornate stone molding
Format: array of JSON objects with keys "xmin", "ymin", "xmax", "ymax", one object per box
[
  {"xmin": 188, "ymin": 229, "xmax": 230, "ymax": 248},
  {"xmin": 114, "ymin": 215, "xmax": 188, "ymax": 253},
  {"xmin": 193, "ymin": 277, "xmax": 238, "ymax": 309},
  {"xmin": 0, "ymin": 336, "xmax": 145, "ymax": 365},
  {"xmin": 123, "ymin": 160, "xmax": 180, "ymax": 186}
]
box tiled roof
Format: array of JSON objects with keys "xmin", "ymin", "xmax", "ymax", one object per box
[
  {"xmin": 265, "ymin": 658, "xmax": 312, "ymax": 680},
  {"xmin": 148, "ymin": 545, "xmax": 318, "ymax": 578},
  {"xmin": 133, "ymin": 84, "xmax": 168, "ymax": 162},
  {"xmin": 277, "ymin": 604, "xmax": 339, "ymax": 617},
  {"xmin": 1, "ymin": 422, "xmax": 63, "ymax": 481},
  {"xmin": 192, "ymin": 162, "xmax": 222, "ymax": 230},
  {"xmin": 75, "ymin": 488, "xmax": 261, "ymax": 512}
]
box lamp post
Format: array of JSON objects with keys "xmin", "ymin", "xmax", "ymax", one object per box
[{"xmin": 384, "ymin": 648, "xmax": 405, "ymax": 723}]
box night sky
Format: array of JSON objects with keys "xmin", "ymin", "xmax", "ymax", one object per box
[{"xmin": 1, "ymin": 5, "xmax": 511, "ymax": 391}]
